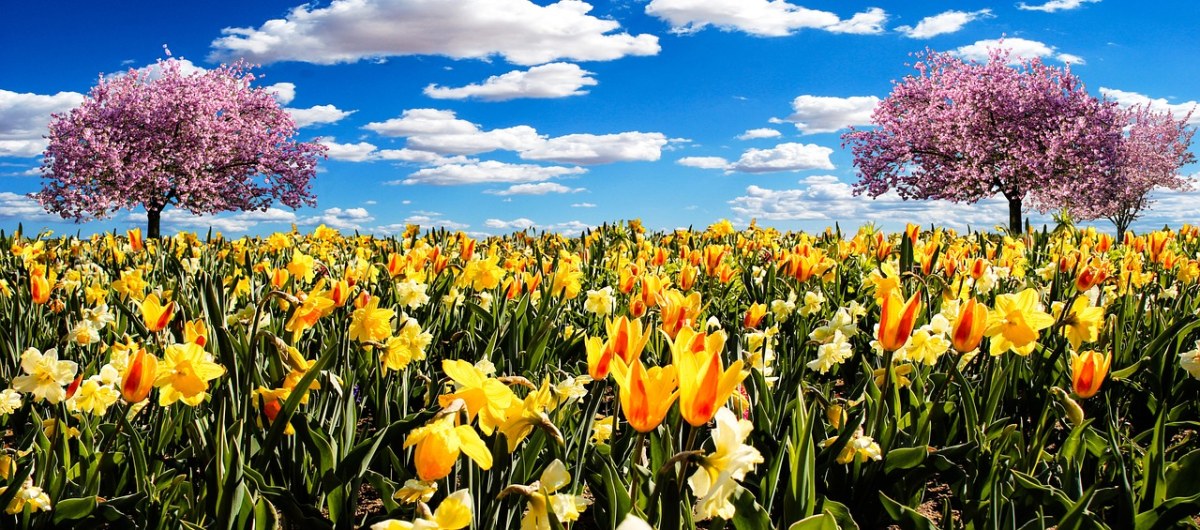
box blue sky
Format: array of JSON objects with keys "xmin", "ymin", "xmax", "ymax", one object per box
[{"xmin": 1, "ymin": 0, "xmax": 1197, "ymax": 237}]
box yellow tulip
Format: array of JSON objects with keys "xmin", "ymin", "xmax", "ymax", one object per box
[
  {"xmin": 877, "ymin": 290, "xmax": 922, "ymax": 352},
  {"xmin": 1070, "ymin": 350, "xmax": 1111, "ymax": 399},
  {"xmin": 141, "ymin": 293, "xmax": 175, "ymax": 333},
  {"xmin": 121, "ymin": 348, "xmax": 158, "ymax": 404},
  {"xmin": 610, "ymin": 356, "xmax": 678, "ymax": 433},
  {"xmin": 951, "ymin": 298, "xmax": 988, "ymax": 353},
  {"xmin": 669, "ymin": 326, "xmax": 747, "ymax": 427}
]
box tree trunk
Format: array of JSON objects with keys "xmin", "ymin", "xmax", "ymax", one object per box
[
  {"xmin": 1007, "ymin": 197, "xmax": 1022, "ymax": 234},
  {"xmin": 1114, "ymin": 218, "xmax": 1130, "ymax": 244},
  {"xmin": 147, "ymin": 208, "xmax": 161, "ymax": 239}
]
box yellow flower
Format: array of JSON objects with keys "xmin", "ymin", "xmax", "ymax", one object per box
[
  {"xmin": 823, "ymin": 427, "xmax": 882, "ymax": 465},
  {"xmin": 590, "ymin": 416, "xmax": 614, "ymax": 445},
  {"xmin": 669, "ymin": 325, "xmax": 747, "ymax": 427},
  {"xmin": 611, "ymin": 355, "xmax": 678, "ymax": 433},
  {"xmin": 372, "ymin": 489, "xmax": 473, "ymax": 530},
  {"xmin": 950, "ymin": 298, "xmax": 988, "ymax": 353},
  {"xmin": 380, "ymin": 317, "xmax": 433, "ymax": 372},
  {"xmin": 287, "ymin": 249, "xmax": 316, "ymax": 284},
  {"xmin": 121, "ymin": 347, "xmax": 158, "ymax": 404},
  {"xmin": 1070, "ymin": 350, "xmax": 1112, "ymax": 399},
  {"xmin": 404, "ymin": 415, "xmax": 493, "ymax": 482},
  {"xmin": 66, "ymin": 375, "xmax": 120, "ymax": 416},
  {"xmin": 1057, "ymin": 297, "xmax": 1104, "ymax": 351},
  {"xmin": 438, "ymin": 360, "xmax": 516, "ymax": 435},
  {"xmin": 11, "ymin": 347, "xmax": 77, "ymax": 404},
  {"xmin": 30, "ymin": 270, "xmax": 51, "ymax": 305},
  {"xmin": 689, "ymin": 407, "xmax": 764, "ymax": 520},
  {"xmin": 460, "ymin": 254, "xmax": 506, "ymax": 291},
  {"xmin": 140, "ymin": 293, "xmax": 175, "ymax": 333},
  {"xmin": 2, "ymin": 480, "xmax": 52, "ymax": 515},
  {"xmin": 876, "ymin": 290, "xmax": 922, "ymax": 352},
  {"xmin": 984, "ymin": 288, "xmax": 1055, "ymax": 356},
  {"xmin": 184, "ymin": 319, "xmax": 209, "ymax": 347},
  {"xmin": 519, "ymin": 460, "xmax": 591, "ymax": 530},
  {"xmin": 285, "ymin": 290, "xmax": 334, "ymax": 340},
  {"xmin": 349, "ymin": 296, "xmax": 394, "ymax": 343},
  {"xmin": 253, "ymin": 387, "xmax": 295, "ymax": 435},
  {"xmin": 155, "ymin": 342, "xmax": 226, "ymax": 407}
]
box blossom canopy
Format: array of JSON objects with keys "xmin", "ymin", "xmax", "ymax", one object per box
[{"xmin": 33, "ymin": 57, "xmax": 326, "ymax": 237}]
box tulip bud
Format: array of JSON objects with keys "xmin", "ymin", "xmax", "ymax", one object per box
[{"xmin": 121, "ymin": 348, "xmax": 158, "ymax": 404}]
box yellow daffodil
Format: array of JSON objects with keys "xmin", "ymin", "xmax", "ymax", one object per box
[
  {"xmin": 11, "ymin": 347, "xmax": 77, "ymax": 404},
  {"xmin": 985, "ymin": 288, "xmax": 1055, "ymax": 356},
  {"xmin": 381, "ymin": 317, "xmax": 433, "ymax": 371},
  {"xmin": 372, "ymin": 489, "xmax": 473, "ymax": 530},
  {"xmin": 516, "ymin": 459, "xmax": 591, "ymax": 530},
  {"xmin": 1057, "ymin": 297, "xmax": 1104, "ymax": 351},
  {"xmin": 349, "ymin": 296, "xmax": 394, "ymax": 343},
  {"xmin": 286, "ymin": 291, "xmax": 334, "ymax": 340},
  {"xmin": 404, "ymin": 414, "xmax": 493, "ymax": 482},
  {"xmin": 2, "ymin": 480, "xmax": 52, "ymax": 514},
  {"xmin": 689, "ymin": 407, "xmax": 764, "ymax": 520},
  {"xmin": 155, "ymin": 342, "xmax": 226, "ymax": 407},
  {"xmin": 438, "ymin": 360, "xmax": 516, "ymax": 435}
]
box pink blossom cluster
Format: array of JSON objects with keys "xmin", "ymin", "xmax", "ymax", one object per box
[
  {"xmin": 842, "ymin": 47, "xmax": 1124, "ymax": 230},
  {"xmin": 34, "ymin": 58, "xmax": 326, "ymax": 225}
]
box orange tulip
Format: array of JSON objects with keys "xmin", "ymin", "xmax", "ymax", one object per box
[
  {"xmin": 1075, "ymin": 262, "xmax": 1108, "ymax": 292},
  {"xmin": 128, "ymin": 228, "xmax": 144, "ymax": 252},
  {"xmin": 30, "ymin": 272, "xmax": 51, "ymax": 305},
  {"xmin": 610, "ymin": 356, "xmax": 678, "ymax": 433},
  {"xmin": 605, "ymin": 316, "xmax": 651, "ymax": 364},
  {"xmin": 669, "ymin": 326, "xmax": 746, "ymax": 427},
  {"xmin": 184, "ymin": 319, "xmax": 209, "ymax": 347},
  {"xmin": 1070, "ymin": 350, "xmax": 1111, "ymax": 399},
  {"xmin": 678, "ymin": 263, "xmax": 698, "ymax": 291},
  {"xmin": 121, "ymin": 348, "xmax": 158, "ymax": 403},
  {"xmin": 877, "ymin": 290, "xmax": 922, "ymax": 352},
  {"xmin": 743, "ymin": 303, "xmax": 767, "ymax": 329},
  {"xmin": 951, "ymin": 298, "xmax": 987, "ymax": 353}
]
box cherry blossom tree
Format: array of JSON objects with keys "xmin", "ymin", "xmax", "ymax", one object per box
[
  {"xmin": 842, "ymin": 47, "xmax": 1123, "ymax": 233},
  {"xmin": 1067, "ymin": 105, "xmax": 1195, "ymax": 240},
  {"xmin": 34, "ymin": 57, "xmax": 325, "ymax": 238}
]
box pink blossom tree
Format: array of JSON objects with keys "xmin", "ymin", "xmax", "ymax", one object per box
[
  {"xmin": 842, "ymin": 47, "xmax": 1123, "ymax": 233},
  {"xmin": 34, "ymin": 58, "xmax": 326, "ymax": 238},
  {"xmin": 1065, "ymin": 105, "xmax": 1195, "ymax": 240}
]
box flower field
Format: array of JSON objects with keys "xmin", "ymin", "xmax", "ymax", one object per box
[{"xmin": 1, "ymin": 220, "xmax": 1199, "ymax": 529}]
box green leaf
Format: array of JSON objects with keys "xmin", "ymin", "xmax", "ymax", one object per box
[
  {"xmin": 789, "ymin": 512, "xmax": 840, "ymax": 530},
  {"xmin": 1134, "ymin": 491, "xmax": 1200, "ymax": 530},
  {"xmin": 1164, "ymin": 449, "xmax": 1200, "ymax": 499},
  {"xmin": 884, "ymin": 446, "xmax": 929, "ymax": 474},
  {"xmin": 730, "ymin": 487, "xmax": 772, "ymax": 530},
  {"xmin": 878, "ymin": 491, "xmax": 935, "ymax": 530},
  {"xmin": 52, "ymin": 495, "xmax": 97, "ymax": 523}
]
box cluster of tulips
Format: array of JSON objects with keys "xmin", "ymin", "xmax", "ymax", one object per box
[{"xmin": 0, "ymin": 219, "xmax": 1199, "ymax": 529}]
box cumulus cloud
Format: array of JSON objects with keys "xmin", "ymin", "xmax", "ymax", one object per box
[
  {"xmin": 424, "ymin": 63, "xmax": 597, "ymax": 101},
  {"xmin": 731, "ymin": 143, "xmax": 834, "ymax": 173},
  {"xmin": 737, "ymin": 128, "xmax": 782, "ymax": 140},
  {"xmin": 364, "ymin": 108, "xmax": 670, "ymax": 163},
  {"xmin": 376, "ymin": 148, "xmax": 474, "ymax": 166},
  {"xmin": 299, "ymin": 206, "xmax": 375, "ymax": 231},
  {"xmin": 727, "ymin": 176, "xmax": 1013, "ymax": 228},
  {"xmin": 287, "ymin": 104, "xmax": 355, "ymax": 127},
  {"xmin": 1099, "ymin": 88, "xmax": 1200, "ymax": 125},
  {"xmin": 127, "ymin": 207, "xmax": 299, "ymax": 234},
  {"xmin": 482, "ymin": 217, "xmax": 594, "ymax": 233},
  {"xmin": 1017, "ymin": 0, "xmax": 1100, "ymax": 12},
  {"xmin": 265, "ymin": 82, "xmax": 296, "ymax": 105},
  {"xmin": 484, "ymin": 182, "xmax": 586, "ymax": 195},
  {"xmin": 784, "ymin": 95, "xmax": 879, "ymax": 134},
  {"xmin": 0, "ymin": 192, "xmax": 60, "ymax": 222},
  {"xmin": 520, "ymin": 132, "xmax": 668, "ymax": 164},
  {"xmin": 376, "ymin": 213, "xmax": 470, "ymax": 233},
  {"xmin": 571, "ymin": 202, "xmax": 597, "ymax": 208},
  {"xmin": 645, "ymin": 0, "xmax": 885, "ymax": 37},
  {"xmin": 319, "ymin": 139, "xmax": 380, "ymax": 162},
  {"xmin": 678, "ymin": 156, "xmax": 733, "ymax": 170},
  {"xmin": 209, "ymin": 0, "xmax": 659, "ymax": 66},
  {"xmin": 485, "ymin": 217, "xmax": 540, "ymax": 230},
  {"xmin": 0, "ymin": 89, "xmax": 85, "ymax": 157},
  {"xmin": 393, "ymin": 161, "xmax": 586, "ymax": 186},
  {"xmin": 954, "ymin": 37, "xmax": 1084, "ymax": 65},
  {"xmin": 896, "ymin": 9, "xmax": 992, "ymax": 39}
]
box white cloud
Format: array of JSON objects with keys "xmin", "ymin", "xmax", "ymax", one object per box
[
  {"xmin": 265, "ymin": 82, "xmax": 296, "ymax": 105},
  {"xmin": 376, "ymin": 148, "xmax": 473, "ymax": 166},
  {"xmin": 319, "ymin": 139, "xmax": 379, "ymax": 162},
  {"xmin": 896, "ymin": 9, "xmax": 992, "ymax": 39},
  {"xmin": 784, "ymin": 95, "xmax": 878, "ymax": 134},
  {"xmin": 287, "ymin": 104, "xmax": 355, "ymax": 128},
  {"xmin": 521, "ymin": 132, "xmax": 668, "ymax": 164},
  {"xmin": 1017, "ymin": 0, "xmax": 1100, "ymax": 12},
  {"xmin": 954, "ymin": 38, "xmax": 1084, "ymax": 65},
  {"xmin": 394, "ymin": 161, "xmax": 586, "ymax": 185},
  {"xmin": 127, "ymin": 207, "xmax": 299, "ymax": 233},
  {"xmin": 730, "ymin": 142, "xmax": 835, "ymax": 173},
  {"xmin": 365, "ymin": 108, "xmax": 670, "ymax": 163},
  {"xmin": 484, "ymin": 182, "xmax": 586, "ymax": 195},
  {"xmin": 376, "ymin": 213, "xmax": 470, "ymax": 232},
  {"xmin": 571, "ymin": 202, "xmax": 597, "ymax": 208},
  {"xmin": 1099, "ymin": 88, "xmax": 1200, "ymax": 125},
  {"xmin": 424, "ymin": 63, "xmax": 597, "ymax": 101},
  {"xmin": 727, "ymin": 177, "xmax": 1013, "ymax": 228},
  {"xmin": 678, "ymin": 156, "xmax": 732, "ymax": 170},
  {"xmin": 0, "ymin": 89, "xmax": 86, "ymax": 157},
  {"xmin": 485, "ymin": 217, "xmax": 539, "ymax": 230},
  {"xmin": 209, "ymin": 0, "xmax": 659, "ymax": 66},
  {"xmin": 0, "ymin": 192, "xmax": 59, "ymax": 222},
  {"xmin": 299, "ymin": 206, "xmax": 375, "ymax": 231},
  {"xmin": 112, "ymin": 58, "xmax": 206, "ymax": 81},
  {"xmin": 737, "ymin": 128, "xmax": 782, "ymax": 140},
  {"xmin": 645, "ymin": 0, "xmax": 886, "ymax": 37}
]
